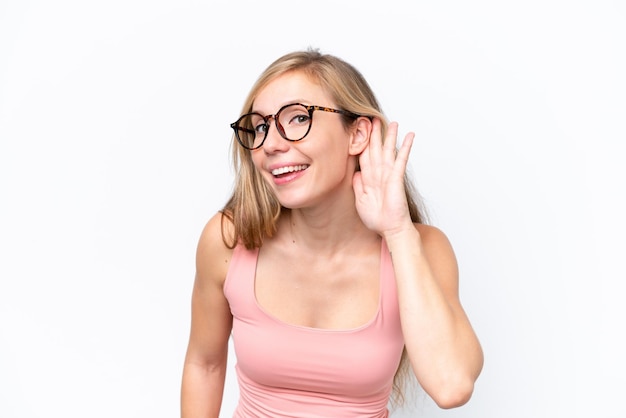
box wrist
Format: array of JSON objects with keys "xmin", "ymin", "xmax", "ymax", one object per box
[{"xmin": 381, "ymin": 220, "xmax": 420, "ymax": 245}]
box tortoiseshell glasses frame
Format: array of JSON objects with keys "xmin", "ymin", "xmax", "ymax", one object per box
[{"xmin": 230, "ymin": 103, "xmax": 360, "ymax": 150}]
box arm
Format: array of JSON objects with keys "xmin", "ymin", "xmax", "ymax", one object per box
[
  {"xmin": 353, "ymin": 119, "xmax": 483, "ymax": 408},
  {"xmin": 384, "ymin": 223, "xmax": 483, "ymax": 408},
  {"xmin": 181, "ymin": 213, "xmax": 234, "ymax": 418}
]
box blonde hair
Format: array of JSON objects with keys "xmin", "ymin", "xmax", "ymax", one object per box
[{"xmin": 221, "ymin": 48, "xmax": 427, "ymax": 408}]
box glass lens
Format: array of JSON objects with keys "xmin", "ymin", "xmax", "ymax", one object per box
[
  {"xmin": 277, "ymin": 104, "xmax": 311, "ymax": 141},
  {"xmin": 236, "ymin": 113, "xmax": 267, "ymax": 149}
]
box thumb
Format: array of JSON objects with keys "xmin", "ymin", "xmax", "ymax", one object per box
[{"xmin": 352, "ymin": 171, "xmax": 364, "ymax": 197}]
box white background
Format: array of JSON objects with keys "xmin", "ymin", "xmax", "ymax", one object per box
[{"xmin": 1, "ymin": 1, "xmax": 625, "ymax": 417}]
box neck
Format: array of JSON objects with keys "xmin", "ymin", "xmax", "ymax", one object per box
[{"xmin": 282, "ymin": 200, "xmax": 378, "ymax": 256}]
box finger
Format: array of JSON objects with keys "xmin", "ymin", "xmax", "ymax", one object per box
[
  {"xmin": 384, "ymin": 121, "xmax": 399, "ymax": 156},
  {"xmin": 383, "ymin": 122, "xmax": 403, "ymax": 173},
  {"xmin": 393, "ymin": 132, "xmax": 415, "ymax": 176},
  {"xmin": 352, "ymin": 171, "xmax": 364, "ymax": 196},
  {"xmin": 358, "ymin": 118, "xmax": 382, "ymax": 188},
  {"xmin": 370, "ymin": 117, "xmax": 384, "ymax": 147}
]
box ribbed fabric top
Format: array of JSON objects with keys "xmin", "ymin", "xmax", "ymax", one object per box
[{"xmin": 223, "ymin": 239, "xmax": 404, "ymax": 418}]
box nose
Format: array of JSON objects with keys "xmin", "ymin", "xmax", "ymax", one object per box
[{"xmin": 262, "ymin": 118, "xmax": 289, "ymax": 153}]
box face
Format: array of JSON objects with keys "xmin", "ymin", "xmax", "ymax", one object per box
[{"xmin": 249, "ymin": 71, "xmax": 360, "ymax": 210}]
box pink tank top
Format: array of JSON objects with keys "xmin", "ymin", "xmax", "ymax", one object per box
[{"xmin": 223, "ymin": 239, "xmax": 405, "ymax": 418}]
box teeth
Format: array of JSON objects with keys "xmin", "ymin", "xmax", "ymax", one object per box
[{"xmin": 271, "ymin": 165, "xmax": 309, "ymax": 176}]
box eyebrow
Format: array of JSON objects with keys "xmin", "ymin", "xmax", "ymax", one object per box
[{"xmin": 251, "ymin": 101, "xmax": 312, "ymax": 114}]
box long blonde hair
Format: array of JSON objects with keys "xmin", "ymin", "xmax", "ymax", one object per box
[{"xmin": 222, "ymin": 48, "xmax": 427, "ymax": 408}]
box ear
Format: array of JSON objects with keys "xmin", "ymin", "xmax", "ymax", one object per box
[{"xmin": 348, "ymin": 116, "xmax": 372, "ymax": 156}]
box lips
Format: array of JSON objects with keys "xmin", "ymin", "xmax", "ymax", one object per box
[{"xmin": 271, "ymin": 164, "xmax": 309, "ymax": 177}]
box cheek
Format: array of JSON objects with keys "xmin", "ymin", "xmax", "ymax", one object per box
[
  {"xmin": 250, "ymin": 152, "xmax": 264, "ymax": 171},
  {"xmin": 249, "ymin": 153, "xmax": 280, "ymax": 191},
  {"xmin": 309, "ymin": 128, "xmax": 351, "ymax": 156},
  {"xmin": 322, "ymin": 139, "xmax": 353, "ymax": 168}
]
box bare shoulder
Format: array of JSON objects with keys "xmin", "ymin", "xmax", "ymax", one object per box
[
  {"xmin": 415, "ymin": 223, "xmax": 460, "ymax": 291},
  {"xmin": 415, "ymin": 224, "xmax": 456, "ymax": 257},
  {"xmin": 184, "ymin": 212, "xmax": 234, "ymax": 368},
  {"xmin": 196, "ymin": 212, "xmax": 235, "ymax": 286}
]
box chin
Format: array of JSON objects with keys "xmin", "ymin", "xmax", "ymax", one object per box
[{"xmin": 274, "ymin": 192, "xmax": 314, "ymax": 210}]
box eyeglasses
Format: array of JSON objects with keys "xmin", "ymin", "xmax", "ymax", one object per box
[{"xmin": 230, "ymin": 103, "xmax": 359, "ymax": 150}]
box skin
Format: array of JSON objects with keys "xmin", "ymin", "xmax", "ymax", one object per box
[{"xmin": 181, "ymin": 71, "xmax": 484, "ymax": 417}]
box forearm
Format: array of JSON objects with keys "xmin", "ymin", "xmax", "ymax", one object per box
[
  {"xmin": 181, "ymin": 361, "xmax": 227, "ymax": 418},
  {"xmin": 384, "ymin": 226, "xmax": 483, "ymax": 407}
]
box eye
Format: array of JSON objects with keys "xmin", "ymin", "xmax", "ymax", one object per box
[
  {"xmin": 290, "ymin": 113, "xmax": 311, "ymax": 125},
  {"xmin": 247, "ymin": 113, "xmax": 268, "ymax": 136},
  {"xmin": 254, "ymin": 123, "xmax": 268, "ymax": 134},
  {"xmin": 280, "ymin": 105, "xmax": 311, "ymax": 127}
]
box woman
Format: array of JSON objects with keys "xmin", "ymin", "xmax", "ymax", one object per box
[{"xmin": 181, "ymin": 49, "xmax": 483, "ymax": 418}]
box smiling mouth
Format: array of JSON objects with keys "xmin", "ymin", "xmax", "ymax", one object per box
[{"xmin": 271, "ymin": 164, "xmax": 309, "ymax": 177}]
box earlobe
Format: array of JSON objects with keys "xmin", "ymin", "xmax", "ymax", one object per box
[{"xmin": 348, "ymin": 117, "xmax": 372, "ymax": 156}]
